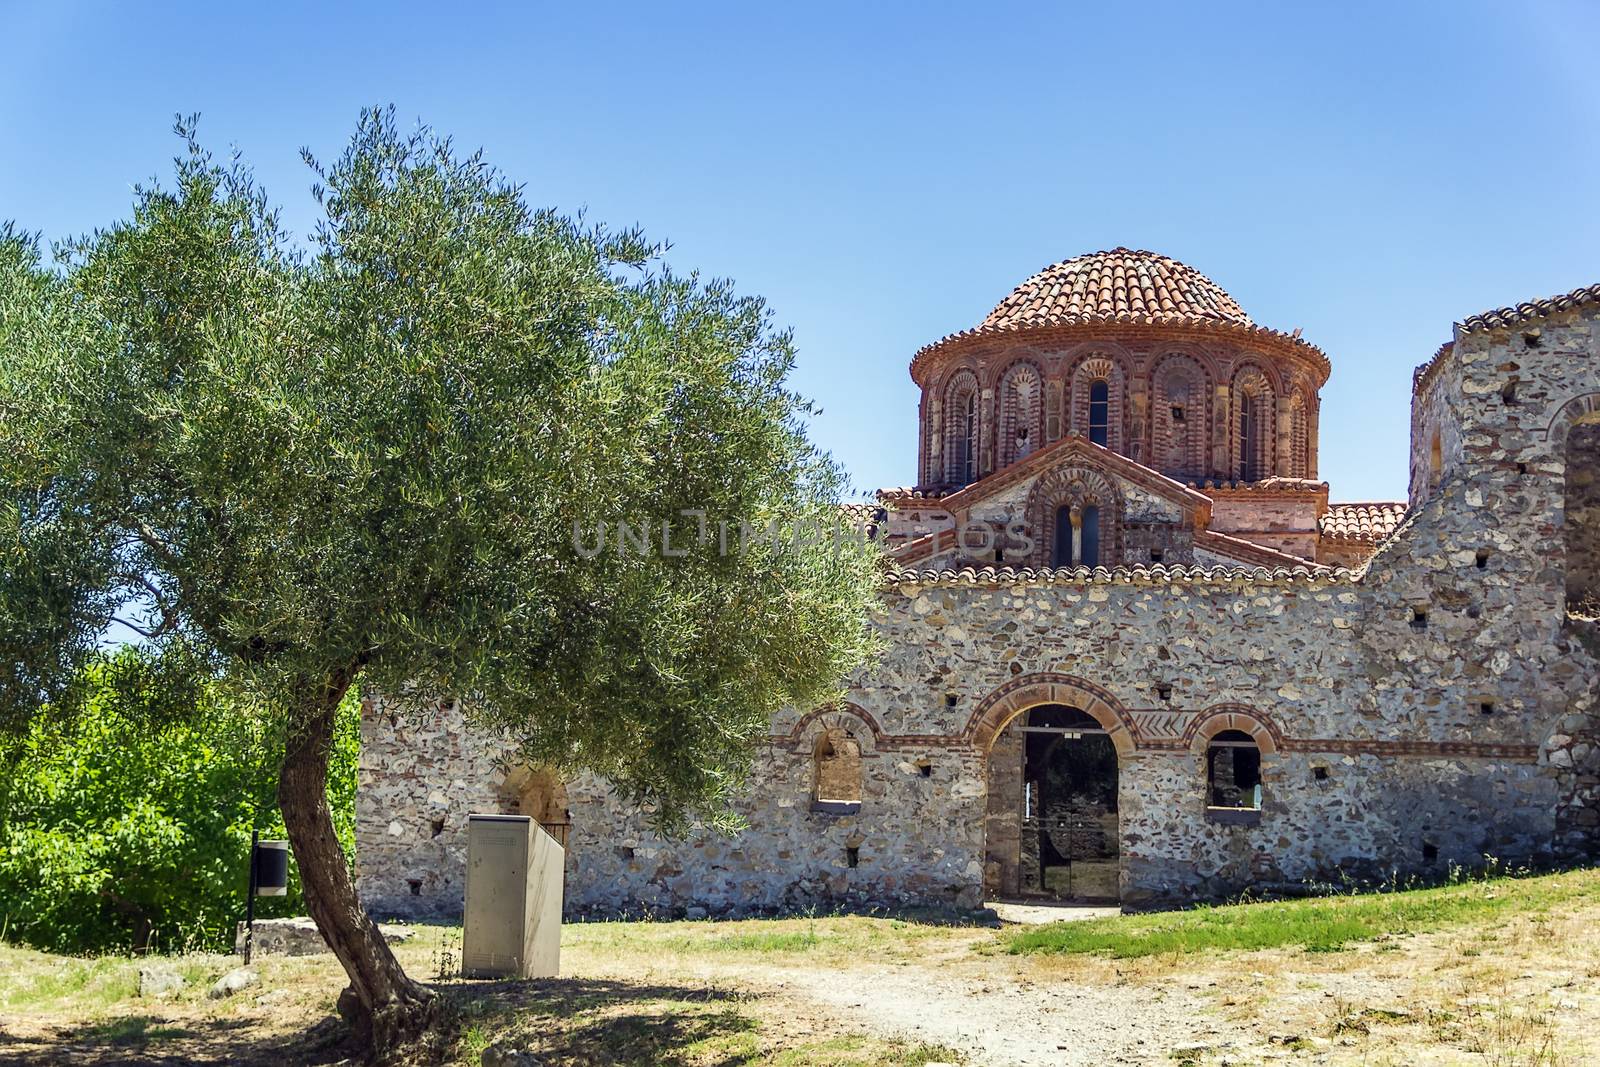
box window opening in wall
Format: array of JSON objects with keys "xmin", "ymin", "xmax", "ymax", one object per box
[
  {"xmin": 1410, "ymin": 607, "xmax": 1428, "ymax": 630},
  {"xmin": 1480, "ymin": 702, "xmax": 1495, "ymax": 716},
  {"xmin": 944, "ymin": 692, "xmax": 959, "ymax": 708},
  {"xmin": 1312, "ymin": 765, "xmax": 1329, "ymax": 782},
  {"xmin": 1422, "ymin": 842, "xmax": 1439, "ymax": 861},
  {"xmin": 1081, "ymin": 506, "xmax": 1101, "ymax": 567},
  {"xmin": 408, "ymin": 879, "xmax": 423, "ymax": 896},
  {"xmin": 1052, "ymin": 505, "xmax": 1073, "ymax": 568},
  {"xmin": 1502, "ymin": 380, "xmax": 1519, "ymax": 405},
  {"xmin": 430, "ymin": 817, "xmax": 445, "ymax": 838},
  {"xmin": 1171, "ymin": 405, "xmax": 1185, "ymax": 423},
  {"xmin": 1238, "ymin": 402, "xmax": 1257, "ymax": 481},
  {"xmin": 916, "ymin": 759, "xmax": 933, "ymax": 778},
  {"xmin": 1206, "ymin": 730, "xmax": 1262, "ymax": 811},
  {"xmin": 1155, "ymin": 683, "xmax": 1172, "ymax": 703},
  {"xmin": 1149, "ymin": 548, "xmax": 1164, "ymax": 563},
  {"xmin": 812, "ymin": 729, "xmax": 863, "ymax": 813},
  {"xmin": 1476, "ymin": 549, "xmax": 1491, "ymax": 570},
  {"xmin": 1523, "ymin": 331, "xmax": 1542, "ymax": 349},
  {"xmin": 845, "ymin": 846, "xmax": 860, "ymax": 868},
  {"xmin": 1429, "ymin": 432, "xmax": 1443, "ymax": 490},
  {"xmin": 1089, "ymin": 379, "xmax": 1110, "ymax": 447}
]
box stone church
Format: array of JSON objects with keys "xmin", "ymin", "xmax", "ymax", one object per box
[{"xmin": 357, "ymin": 249, "xmax": 1600, "ymax": 916}]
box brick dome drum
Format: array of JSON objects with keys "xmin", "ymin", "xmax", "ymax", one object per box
[{"xmin": 982, "ymin": 248, "xmax": 1253, "ymax": 330}]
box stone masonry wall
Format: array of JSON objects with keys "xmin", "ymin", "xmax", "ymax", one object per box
[{"xmin": 357, "ymin": 305, "xmax": 1600, "ymax": 919}]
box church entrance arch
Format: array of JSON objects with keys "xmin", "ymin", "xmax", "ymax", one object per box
[{"xmin": 974, "ymin": 677, "xmax": 1131, "ymax": 903}]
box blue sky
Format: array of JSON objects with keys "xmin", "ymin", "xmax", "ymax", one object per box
[{"xmin": 4, "ymin": 2, "xmax": 1597, "ymax": 502}]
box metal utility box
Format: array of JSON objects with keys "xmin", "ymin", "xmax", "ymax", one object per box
[{"xmin": 462, "ymin": 814, "xmax": 563, "ymax": 979}]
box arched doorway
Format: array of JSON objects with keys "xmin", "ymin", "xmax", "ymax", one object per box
[
  {"xmin": 984, "ymin": 704, "xmax": 1121, "ymax": 902},
  {"xmin": 1566, "ymin": 413, "xmax": 1600, "ymax": 619}
]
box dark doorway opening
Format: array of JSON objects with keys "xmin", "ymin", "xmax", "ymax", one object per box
[{"xmin": 984, "ymin": 704, "xmax": 1119, "ymax": 903}]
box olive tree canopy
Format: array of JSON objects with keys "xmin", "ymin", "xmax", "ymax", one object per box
[{"xmin": 0, "ymin": 110, "xmax": 879, "ymax": 1054}]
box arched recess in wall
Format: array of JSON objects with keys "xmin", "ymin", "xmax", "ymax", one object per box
[
  {"xmin": 494, "ymin": 763, "xmax": 572, "ymax": 849},
  {"xmin": 1231, "ymin": 364, "xmax": 1276, "ymax": 482},
  {"xmin": 1551, "ymin": 393, "xmax": 1600, "ymax": 618},
  {"xmin": 942, "ymin": 369, "xmax": 980, "ymax": 487},
  {"xmin": 788, "ymin": 703, "xmax": 882, "ymax": 812},
  {"xmin": 1069, "ymin": 354, "xmax": 1127, "ymax": 454},
  {"xmin": 1025, "ymin": 465, "xmax": 1125, "ymax": 568},
  {"xmin": 966, "ymin": 673, "xmax": 1136, "ymax": 756},
  {"xmin": 1186, "ymin": 706, "xmax": 1280, "ymax": 814},
  {"xmin": 997, "ymin": 361, "xmax": 1045, "ymax": 468},
  {"xmin": 1151, "ymin": 354, "xmax": 1212, "ymax": 482},
  {"xmin": 1285, "ymin": 392, "xmax": 1310, "ymax": 479}
]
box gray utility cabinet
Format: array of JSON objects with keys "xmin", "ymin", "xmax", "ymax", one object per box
[{"xmin": 462, "ymin": 814, "xmax": 563, "ymax": 979}]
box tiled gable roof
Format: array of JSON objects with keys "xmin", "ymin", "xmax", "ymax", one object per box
[
  {"xmin": 982, "ymin": 248, "xmax": 1252, "ymax": 331},
  {"xmin": 1458, "ymin": 283, "xmax": 1600, "ymax": 334},
  {"xmin": 1319, "ymin": 502, "xmax": 1406, "ymax": 543},
  {"xmin": 884, "ymin": 563, "xmax": 1352, "ymax": 589}
]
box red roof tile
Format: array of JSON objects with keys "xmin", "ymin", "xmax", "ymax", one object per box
[
  {"xmin": 982, "ymin": 248, "xmax": 1252, "ymax": 331},
  {"xmin": 1458, "ymin": 283, "xmax": 1600, "ymax": 334},
  {"xmin": 1319, "ymin": 502, "xmax": 1406, "ymax": 543}
]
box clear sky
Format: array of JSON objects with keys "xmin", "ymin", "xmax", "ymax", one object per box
[{"xmin": 4, "ymin": 1, "xmax": 1598, "ymax": 503}]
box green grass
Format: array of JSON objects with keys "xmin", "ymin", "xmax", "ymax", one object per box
[{"xmin": 1007, "ymin": 868, "xmax": 1600, "ymax": 959}]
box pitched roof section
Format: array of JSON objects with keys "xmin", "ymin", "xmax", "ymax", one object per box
[
  {"xmin": 982, "ymin": 248, "xmax": 1253, "ymax": 331},
  {"xmin": 1457, "ymin": 283, "xmax": 1600, "ymax": 334},
  {"xmin": 1319, "ymin": 502, "xmax": 1406, "ymax": 543}
]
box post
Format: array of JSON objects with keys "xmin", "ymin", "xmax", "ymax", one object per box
[{"xmin": 245, "ymin": 828, "xmax": 258, "ymax": 964}]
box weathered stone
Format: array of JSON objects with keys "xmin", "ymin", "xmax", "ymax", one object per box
[
  {"xmin": 137, "ymin": 966, "xmax": 186, "ymax": 998},
  {"xmin": 208, "ymin": 967, "xmax": 259, "ymax": 999}
]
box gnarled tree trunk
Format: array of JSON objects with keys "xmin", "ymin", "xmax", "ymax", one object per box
[{"xmin": 277, "ymin": 675, "xmax": 439, "ymax": 1059}]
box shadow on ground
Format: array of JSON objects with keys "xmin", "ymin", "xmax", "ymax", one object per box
[{"xmin": 0, "ymin": 977, "xmax": 760, "ymax": 1067}]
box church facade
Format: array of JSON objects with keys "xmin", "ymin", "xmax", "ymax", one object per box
[{"xmin": 356, "ymin": 249, "xmax": 1600, "ymax": 917}]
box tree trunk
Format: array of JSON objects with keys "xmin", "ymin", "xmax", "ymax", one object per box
[{"xmin": 277, "ymin": 674, "xmax": 439, "ymax": 1059}]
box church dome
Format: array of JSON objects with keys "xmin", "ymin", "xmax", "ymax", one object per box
[{"xmin": 981, "ymin": 248, "xmax": 1253, "ymax": 331}]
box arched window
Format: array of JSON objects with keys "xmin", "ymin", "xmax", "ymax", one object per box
[
  {"xmin": 1567, "ymin": 418, "xmax": 1600, "ymax": 616},
  {"xmin": 1238, "ymin": 402, "xmax": 1257, "ymax": 481},
  {"xmin": 1428, "ymin": 431, "xmax": 1443, "ymax": 491},
  {"xmin": 998, "ymin": 363, "xmax": 1043, "ymax": 468},
  {"xmin": 813, "ymin": 729, "xmax": 862, "ymax": 811},
  {"xmin": 943, "ymin": 372, "xmax": 979, "ymax": 486},
  {"xmin": 1206, "ymin": 729, "xmax": 1261, "ymax": 810},
  {"xmin": 1154, "ymin": 358, "xmax": 1207, "ymax": 481},
  {"xmin": 1052, "ymin": 505, "xmax": 1073, "ymax": 567},
  {"xmin": 1232, "ymin": 368, "xmax": 1273, "ymax": 482},
  {"xmin": 1088, "ymin": 380, "xmax": 1110, "ymax": 447},
  {"xmin": 1081, "ymin": 505, "xmax": 1100, "ymax": 567}
]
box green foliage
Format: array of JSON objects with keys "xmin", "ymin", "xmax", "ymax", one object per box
[
  {"xmin": 1004, "ymin": 869, "xmax": 1600, "ymax": 959},
  {"xmin": 0, "ymin": 651, "xmax": 359, "ymax": 953},
  {"xmin": 0, "ymin": 107, "xmax": 880, "ymax": 834}
]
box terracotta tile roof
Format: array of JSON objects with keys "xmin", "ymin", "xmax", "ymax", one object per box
[
  {"xmin": 1195, "ymin": 476, "xmax": 1328, "ymax": 495},
  {"xmin": 1457, "ymin": 282, "xmax": 1600, "ymax": 334},
  {"xmin": 1319, "ymin": 502, "xmax": 1406, "ymax": 543},
  {"xmin": 981, "ymin": 248, "xmax": 1253, "ymax": 331},
  {"xmin": 839, "ymin": 502, "xmax": 886, "ymax": 525},
  {"xmin": 876, "ymin": 486, "xmax": 949, "ymax": 504},
  {"xmin": 884, "ymin": 563, "xmax": 1353, "ymax": 589}
]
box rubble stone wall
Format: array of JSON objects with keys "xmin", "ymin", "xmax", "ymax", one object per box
[{"xmin": 357, "ymin": 305, "xmax": 1600, "ymax": 919}]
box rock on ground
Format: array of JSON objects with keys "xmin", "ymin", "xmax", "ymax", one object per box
[
  {"xmin": 208, "ymin": 967, "xmax": 259, "ymax": 999},
  {"xmin": 137, "ymin": 966, "xmax": 186, "ymax": 998}
]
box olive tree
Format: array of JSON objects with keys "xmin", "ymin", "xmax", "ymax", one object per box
[{"xmin": 0, "ymin": 110, "xmax": 879, "ymax": 1053}]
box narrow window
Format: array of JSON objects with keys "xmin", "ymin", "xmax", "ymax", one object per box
[
  {"xmin": 1088, "ymin": 380, "xmax": 1110, "ymax": 447},
  {"xmin": 1052, "ymin": 505, "xmax": 1073, "ymax": 567},
  {"xmin": 1081, "ymin": 505, "xmax": 1101, "ymax": 567},
  {"xmin": 952, "ymin": 392, "xmax": 977, "ymax": 485},
  {"xmin": 1238, "ymin": 402, "xmax": 1256, "ymax": 481},
  {"xmin": 1207, "ymin": 730, "xmax": 1262, "ymax": 810}
]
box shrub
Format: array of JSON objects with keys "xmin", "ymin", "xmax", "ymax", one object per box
[{"xmin": 0, "ymin": 652, "xmax": 358, "ymax": 953}]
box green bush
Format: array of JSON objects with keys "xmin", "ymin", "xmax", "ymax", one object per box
[{"xmin": 0, "ymin": 653, "xmax": 358, "ymax": 953}]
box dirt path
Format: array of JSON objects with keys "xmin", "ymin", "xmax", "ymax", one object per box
[{"xmin": 752, "ymin": 961, "xmax": 1241, "ymax": 1066}]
